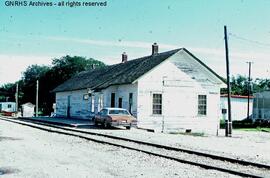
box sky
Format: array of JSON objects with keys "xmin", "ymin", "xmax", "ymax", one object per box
[{"xmin": 0, "ymin": 0, "xmax": 270, "ymax": 85}]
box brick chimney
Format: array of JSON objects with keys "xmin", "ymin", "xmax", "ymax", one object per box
[
  {"xmin": 152, "ymin": 42, "xmax": 158, "ymax": 55},
  {"xmin": 122, "ymin": 52, "xmax": 128, "ymax": 63}
]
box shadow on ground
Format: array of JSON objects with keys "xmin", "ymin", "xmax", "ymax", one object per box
[
  {"xmin": 0, "ymin": 167, "xmax": 19, "ymax": 175},
  {"xmin": 77, "ymin": 125, "xmax": 126, "ymax": 130},
  {"xmin": 0, "ymin": 137, "xmax": 23, "ymax": 141}
]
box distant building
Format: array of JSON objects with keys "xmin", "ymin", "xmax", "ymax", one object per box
[
  {"xmin": 0, "ymin": 102, "xmax": 16, "ymax": 112},
  {"xmin": 220, "ymin": 95, "xmax": 253, "ymax": 121},
  {"xmin": 21, "ymin": 102, "xmax": 35, "ymax": 117},
  {"xmin": 53, "ymin": 44, "xmax": 225, "ymax": 134},
  {"xmin": 253, "ymin": 90, "xmax": 270, "ymax": 120}
]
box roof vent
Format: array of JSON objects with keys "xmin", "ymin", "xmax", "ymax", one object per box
[
  {"xmin": 122, "ymin": 52, "xmax": 128, "ymax": 63},
  {"xmin": 152, "ymin": 42, "xmax": 158, "ymax": 55}
]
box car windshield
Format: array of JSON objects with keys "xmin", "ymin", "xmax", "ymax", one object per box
[{"xmin": 109, "ymin": 109, "xmax": 130, "ymax": 115}]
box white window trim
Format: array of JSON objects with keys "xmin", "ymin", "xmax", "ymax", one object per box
[
  {"xmin": 198, "ymin": 94, "xmax": 207, "ymax": 116},
  {"xmin": 151, "ymin": 92, "xmax": 163, "ymax": 116}
]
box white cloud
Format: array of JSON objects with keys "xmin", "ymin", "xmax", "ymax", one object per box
[
  {"xmin": 189, "ymin": 47, "xmax": 270, "ymax": 79},
  {"xmin": 1, "ymin": 36, "xmax": 269, "ymax": 85},
  {"xmin": 46, "ymin": 36, "xmax": 270, "ymax": 62},
  {"xmin": 46, "ymin": 36, "xmax": 179, "ymax": 50},
  {"xmin": 0, "ymin": 55, "xmax": 53, "ymax": 85}
]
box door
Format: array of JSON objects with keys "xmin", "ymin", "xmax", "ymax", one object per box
[
  {"xmin": 111, "ymin": 93, "xmax": 115, "ymax": 107},
  {"xmin": 67, "ymin": 96, "xmax": 71, "ymax": 118},
  {"xmin": 96, "ymin": 109, "xmax": 107, "ymax": 123},
  {"xmin": 118, "ymin": 98, "xmax": 122, "ymax": 108},
  {"xmin": 129, "ymin": 93, "xmax": 133, "ymax": 113}
]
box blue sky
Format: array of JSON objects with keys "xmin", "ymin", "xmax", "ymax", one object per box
[{"xmin": 1, "ymin": 0, "xmax": 270, "ymax": 84}]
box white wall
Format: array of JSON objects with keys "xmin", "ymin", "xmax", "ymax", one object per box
[
  {"xmin": 136, "ymin": 54, "xmax": 221, "ymax": 134},
  {"xmin": 253, "ymin": 91, "xmax": 270, "ymax": 120},
  {"xmin": 220, "ymin": 97, "xmax": 253, "ymax": 121},
  {"xmin": 55, "ymin": 50, "xmax": 223, "ymax": 134},
  {"xmin": 0, "ymin": 102, "xmax": 16, "ymax": 112},
  {"xmin": 55, "ymin": 83, "xmax": 138, "ymax": 119},
  {"xmin": 55, "ymin": 89, "xmax": 93, "ymax": 119},
  {"xmin": 22, "ymin": 105, "xmax": 35, "ymax": 117},
  {"xmin": 101, "ymin": 83, "xmax": 138, "ymax": 116}
]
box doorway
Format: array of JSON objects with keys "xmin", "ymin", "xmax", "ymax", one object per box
[
  {"xmin": 118, "ymin": 97, "xmax": 122, "ymax": 108},
  {"xmin": 67, "ymin": 95, "xmax": 71, "ymax": 117}
]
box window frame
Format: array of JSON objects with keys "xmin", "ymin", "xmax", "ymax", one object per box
[
  {"xmin": 152, "ymin": 93, "xmax": 162, "ymax": 115},
  {"xmin": 198, "ymin": 95, "xmax": 207, "ymax": 116}
]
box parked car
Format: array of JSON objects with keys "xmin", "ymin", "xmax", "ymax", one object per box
[{"xmin": 93, "ymin": 108, "xmax": 137, "ymax": 129}]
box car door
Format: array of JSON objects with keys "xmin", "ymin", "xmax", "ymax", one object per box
[
  {"xmin": 96, "ymin": 109, "xmax": 104, "ymax": 122},
  {"xmin": 100, "ymin": 109, "xmax": 108, "ymax": 123}
]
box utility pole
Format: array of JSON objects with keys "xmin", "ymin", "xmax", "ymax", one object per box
[
  {"xmin": 36, "ymin": 80, "xmax": 39, "ymax": 117},
  {"xmin": 246, "ymin": 62, "xmax": 253, "ymax": 120},
  {"xmin": 224, "ymin": 26, "xmax": 232, "ymax": 137},
  {"xmin": 15, "ymin": 83, "xmax": 19, "ymax": 112}
]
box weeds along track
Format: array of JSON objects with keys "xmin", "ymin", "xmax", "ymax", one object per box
[{"xmin": 1, "ymin": 117, "xmax": 270, "ymax": 178}]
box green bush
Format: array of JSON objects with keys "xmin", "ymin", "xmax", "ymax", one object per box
[{"xmin": 220, "ymin": 119, "xmax": 256, "ymax": 129}]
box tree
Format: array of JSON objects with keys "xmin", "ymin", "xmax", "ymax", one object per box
[
  {"xmin": 36, "ymin": 55, "xmax": 105, "ymax": 115},
  {"xmin": 221, "ymin": 75, "xmax": 270, "ymax": 96},
  {"xmin": 231, "ymin": 75, "xmax": 249, "ymax": 95},
  {"xmin": 253, "ymin": 78, "xmax": 270, "ymax": 92},
  {"xmin": 0, "ymin": 83, "xmax": 16, "ymax": 102},
  {"xmin": 0, "ymin": 55, "xmax": 106, "ymax": 115},
  {"xmin": 20, "ymin": 65, "xmax": 50, "ymax": 107},
  {"xmin": 48, "ymin": 55, "xmax": 105, "ymax": 87}
]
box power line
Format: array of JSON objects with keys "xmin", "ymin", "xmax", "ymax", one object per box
[{"xmin": 229, "ymin": 33, "xmax": 270, "ymax": 47}]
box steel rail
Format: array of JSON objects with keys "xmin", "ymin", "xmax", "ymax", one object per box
[
  {"xmin": 18, "ymin": 117, "xmax": 270, "ymax": 170},
  {"xmin": 0, "ymin": 117, "xmax": 267, "ymax": 178}
]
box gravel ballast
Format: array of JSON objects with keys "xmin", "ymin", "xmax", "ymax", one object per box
[
  {"xmin": 72, "ymin": 126, "xmax": 270, "ymax": 165},
  {"xmin": 0, "ymin": 120, "xmax": 241, "ymax": 178}
]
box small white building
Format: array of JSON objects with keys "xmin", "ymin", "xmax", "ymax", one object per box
[
  {"xmin": 253, "ymin": 90, "xmax": 270, "ymax": 120},
  {"xmin": 53, "ymin": 44, "xmax": 225, "ymax": 134},
  {"xmin": 21, "ymin": 102, "xmax": 35, "ymax": 117},
  {"xmin": 220, "ymin": 95, "xmax": 253, "ymax": 121},
  {"xmin": 0, "ymin": 102, "xmax": 16, "ymax": 112}
]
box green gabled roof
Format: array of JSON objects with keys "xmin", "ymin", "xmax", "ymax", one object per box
[{"xmin": 52, "ymin": 48, "xmax": 181, "ymax": 92}]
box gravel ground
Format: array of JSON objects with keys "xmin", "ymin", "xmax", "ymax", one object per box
[
  {"xmin": 72, "ymin": 126, "xmax": 270, "ymax": 165},
  {"xmin": 0, "ymin": 120, "xmax": 240, "ymax": 178}
]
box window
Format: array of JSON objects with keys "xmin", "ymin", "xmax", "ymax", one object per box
[
  {"xmin": 198, "ymin": 95, "xmax": 207, "ymax": 115},
  {"xmin": 152, "ymin": 94, "xmax": 162, "ymax": 115},
  {"xmin": 118, "ymin": 98, "xmax": 122, "ymax": 108},
  {"xmin": 99, "ymin": 109, "xmax": 107, "ymax": 116},
  {"xmin": 109, "ymin": 109, "xmax": 129, "ymax": 115},
  {"xmin": 111, "ymin": 93, "xmax": 115, "ymax": 107},
  {"xmin": 8, "ymin": 104, "xmax": 12, "ymax": 108}
]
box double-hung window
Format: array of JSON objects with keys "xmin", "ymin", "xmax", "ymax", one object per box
[
  {"xmin": 152, "ymin": 94, "xmax": 162, "ymax": 115},
  {"xmin": 198, "ymin": 95, "xmax": 207, "ymax": 115}
]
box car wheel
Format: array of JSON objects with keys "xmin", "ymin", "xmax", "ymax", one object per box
[
  {"xmin": 125, "ymin": 126, "xmax": 131, "ymax": 130},
  {"xmin": 104, "ymin": 121, "xmax": 111, "ymax": 129},
  {"xmin": 94, "ymin": 119, "xmax": 98, "ymax": 126}
]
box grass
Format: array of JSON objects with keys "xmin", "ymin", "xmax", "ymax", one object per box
[
  {"xmin": 236, "ymin": 127, "xmax": 270, "ymax": 132},
  {"xmin": 169, "ymin": 131, "xmax": 205, "ymax": 137}
]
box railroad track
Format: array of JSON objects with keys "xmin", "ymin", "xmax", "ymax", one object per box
[{"xmin": 1, "ymin": 117, "xmax": 270, "ymax": 178}]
